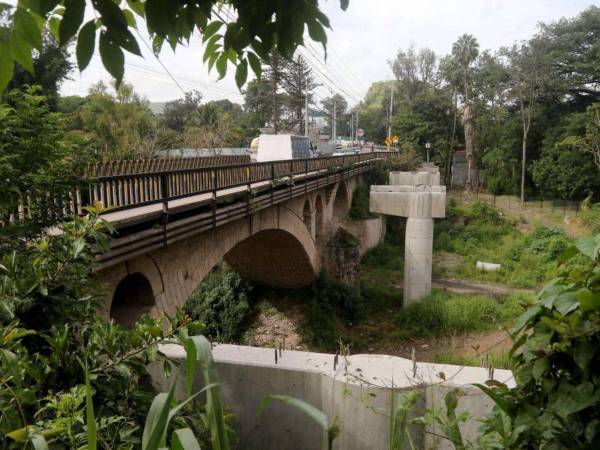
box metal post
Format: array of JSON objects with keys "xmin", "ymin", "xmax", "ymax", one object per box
[{"xmin": 388, "ymin": 83, "xmax": 394, "ymax": 140}]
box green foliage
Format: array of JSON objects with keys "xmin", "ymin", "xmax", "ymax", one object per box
[
  {"xmin": 581, "ymin": 195, "xmax": 600, "ymax": 233},
  {"xmin": 348, "ymin": 184, "xmax": 376, "ymax": 220},
  {"xmin": 1, "ymin": 0, "xmax": 349, "ymax": 91},
  {"xmin": 301, "ymin": 271, "xmax": 364, "ymax": 351},
  {"xmin": 63, "ymin": 80, "xmax": 158, "ymax": 160},
  {"xmin": 392, "ymin": 291, "xmax": 523, "ymax": 340},
  {"xmin": 477, "ymin": 233, "xmax": 600, "ymax": 449},
  {"xmin": 435, "ymin": 200, "xmax": 574, "ymax": 288},
  {"xmin": 183, "ymin": 268, "xmax": 251, "ymax": 343},
  {"xmin": 531, "ymin": 137, "xmax": 600, "ymax": 199},
  {"xmin": 0, "ymin": 211, "xmax": 203, "ymax": 449},
  {"xmin": 0, "ymin": 87, "xmax": 91, "ymax": 245}
]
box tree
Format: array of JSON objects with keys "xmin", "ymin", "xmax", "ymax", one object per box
[
  {"xmin": 160, "ymin": 90, "xmax": 203, "ymax": 133},
  {"xmin": 0, "ymin": 87, "xmax": 90, "ymax": 244},
  {"xmin": 502, "ymin": 42, "xmax": 551, "ymax": 204},
  {"xmin": 70, "ymin": 81, "xmax": 157, "ymax": 160},
  {"xmin": 439, "ymin": 55, "xmax": 463, "ymax": 184},
  {"xmin": 321, "ymin": 94, "xmax": 348, "ymax": 138},
  {"xmin": 452, "ymin": 34, "xmax": 479, "ymax": 185},
  {"xmin": 280, "ymin": 55, "xmax": 318, "ymax": 134},
  {"xmin": 0, "ymin": 0, "xmax": 349, "ymax": 91},
  {"xmin": 583, "ymin": 103, "xmax": 600, "ymax": 171},
  {"xmin": 536, "ymin": 6, "xmax": 600, "ymax": 104}
]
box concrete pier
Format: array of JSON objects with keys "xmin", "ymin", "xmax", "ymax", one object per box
[{"xmin": 370, "ymin": 168, "xmax": 446, "ymax": 305}]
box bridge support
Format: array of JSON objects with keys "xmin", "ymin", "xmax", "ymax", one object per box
[{"xmin": 370, "ymin": 167, "xmax": 445, "ymax": 305}]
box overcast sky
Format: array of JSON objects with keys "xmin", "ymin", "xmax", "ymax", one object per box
[{"xmin": 55, "ymin": 0, "xmax": 598, "ymax": 106}]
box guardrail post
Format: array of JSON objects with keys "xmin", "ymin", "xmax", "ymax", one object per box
[
  {"xmin": 160, "ymin": 173, "xmax": 169, "ymax": 245},
  {"xmin": 211, "ymin": 168, "xmax": 217, "ymax": 228}
]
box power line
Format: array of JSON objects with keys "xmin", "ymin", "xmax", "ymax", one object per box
[{"xmin": 304, "ymin": 42, "xmax": 365, "ymax": 101}]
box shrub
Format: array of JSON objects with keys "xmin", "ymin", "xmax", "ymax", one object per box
[
  {"xmin": 184, "ymin": 269, "xmax": 252, "ymax": 342},
  {"xmin": 581, "ymin": 194, "xmax": 600, "ymax": 233},
  {"xmin": 300, "ymin": 271, "xmax": 364, "ymax": 351},
  {"xmin": 348, "ymin": 184, "xmax": 376, "ymax": 220},
  {"xmin": 477, "ymin": 233, "xmax": 600, "ymax": 449}
]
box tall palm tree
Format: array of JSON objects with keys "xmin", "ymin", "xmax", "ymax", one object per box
[
  {"xmin": 452, "ymin": 34, "xmax": 479, "ymax": 186},
  {"xmin": 452, "ymin": 34, "xmax": 479, "ymax": 103}
]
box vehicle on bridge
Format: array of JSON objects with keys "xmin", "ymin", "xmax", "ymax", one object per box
[{"xmin": 256, "ymin": 134, "xmax": 318, "ymax": 162}]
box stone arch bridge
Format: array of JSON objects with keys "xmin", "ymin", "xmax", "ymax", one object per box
[{"xmin": 85, "ymin": 153, "xmax": 391, "ymax": 326}]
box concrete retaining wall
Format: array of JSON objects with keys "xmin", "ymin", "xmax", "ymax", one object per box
[
  {"xmin": 156, "ymin": 344, "xmax": 514, "ymax": 450},
  {"xmin": 343, "ymin": 216, "xmax": 386, "ymax": 257}
]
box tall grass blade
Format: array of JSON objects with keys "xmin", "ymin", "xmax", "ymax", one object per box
[
  {"xmin": 185, "ymin": 336, "xmax": 229, "ymax": 450},
  {"xmin": 258, "ymin": 394, "xmax": 335, "ymax": 450},
  {"xmin": 142, "ymin": 380, "xmax": 177, "ymax": 450},
  {"xmin": 84, "ymin": 365, "xmax": 97, "ymax": 450},
  {"xmin": 389, "ymin": 390, "xmax": 418, "ymax": 450},
  {"xmin": 172, "ymin": 428, "xmax": 202, "ymax": 450}
]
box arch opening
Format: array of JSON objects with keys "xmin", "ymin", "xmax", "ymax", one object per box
[
  {"xmin": 224, "ymin": 229, "xmax": 315, "ymax": 287},
  {"xmin": 303, "ymin": 199, "xmax": 312, "ymax": 235},
  {"xmin": 315, "ymin": 195, "xmax": 324, "ymax": 241},
  {"xmin": 332, "ymin": 182, "xmax": 349, "ymax": 218},
  {"xmin": 110, "ymin": 272, "xmax": 155, "ymax": 327}
]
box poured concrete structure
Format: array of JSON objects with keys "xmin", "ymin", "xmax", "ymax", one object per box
[
  {"xmin": 155, "ymin": 343, "xmax": 514, "ymax": 450},
  {"xmin": 370, "ymin": 169, "xmax": 446, "ymax": 305}
]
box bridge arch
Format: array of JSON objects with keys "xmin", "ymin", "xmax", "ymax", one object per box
[
  {"xmin": 110, "ymin": 272, "xmax": 155, "ymax": 327},
  {"xmin": 224, "ymin": 228, "xmax": 315, "ymax": 287}
]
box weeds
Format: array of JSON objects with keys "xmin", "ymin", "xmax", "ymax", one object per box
[
  {"xmin": 392, "ymin": 291, "xmax": 525, "ymax": 340},
  {"xmin": 434, "ymin": 201, "xmax": 574, "ymax": 288}
]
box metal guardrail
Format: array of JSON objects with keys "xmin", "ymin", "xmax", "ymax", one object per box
[
  {"xmin": 1, "ymin": 152, "xmax": 396, "ymax": 227},
  {"xmin": 86, "ymin": 152, "xmax": 393, "ymax": 215}
]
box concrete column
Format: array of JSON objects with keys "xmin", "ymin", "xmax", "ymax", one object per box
[
  {"xmin": 404, "ymin": 217, "xmax": 433, "ymax": 305},
  {"xmin": 370, "ymin": 182, "xmax": 445, "ymax": 306}
]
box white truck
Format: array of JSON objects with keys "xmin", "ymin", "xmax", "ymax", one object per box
[{"xmin": 255, "ymin": 134, "xmax": 317, "ymax": 162}]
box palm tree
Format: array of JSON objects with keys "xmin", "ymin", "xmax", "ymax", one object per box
[
  {"xmin": 452, "ymin": 34, "xmax": 479, "ymax": 186},
  {"xmin": 452, "ymin": 34, "xmax": 479, "ymax": 103}
]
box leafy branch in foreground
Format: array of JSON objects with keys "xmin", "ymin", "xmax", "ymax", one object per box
[{"xmin": 1, "ymin": 0, "xmax": 350, "ymax": 91}]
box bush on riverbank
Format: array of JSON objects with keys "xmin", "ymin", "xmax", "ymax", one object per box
[{"xmin": 184, "ymin": 268, "xmax": 252, "ymax": 342}]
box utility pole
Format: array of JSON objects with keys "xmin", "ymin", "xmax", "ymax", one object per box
[
  {"xmin": 387, "ymin": 83, "xmax": 394, "ymax": 140},
  {"xmin": 304, "ymin": 74, "xmax": 309, "ymax": 137},
  {"xmin": 350, "ymin": 112, "xmax": 354, "ymax": 145},
  {"xmin": 356, "ymin": 111, "xmax": 359, "ymax": 144},
  {"xmin": 332, "ymin": 97, "xmax": 337, "ymax": 148}
]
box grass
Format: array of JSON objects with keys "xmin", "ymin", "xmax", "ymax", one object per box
[
  {"xmin": 391, "ymin": 290, "xmax": 524, "ymax": 340},
  {"xmin": 432, "ymin": 348, "xmax": 514, "ymax": 370},
  {"xmin": 433, "ymin": 200, "xmax": 574, "ymax": 288}
]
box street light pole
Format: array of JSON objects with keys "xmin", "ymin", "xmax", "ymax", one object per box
[{"xmin": 425, "ymin": 142, "xmax": 432, "ymax": 163}]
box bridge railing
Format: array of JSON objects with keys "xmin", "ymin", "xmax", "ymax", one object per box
[
  {"xmin": 86, "ymin": 152, "xmax": 393, "ymax": 214},
  {"xmin": 1, "ymin": 152, "xmax": 396, "ymax": 225}
]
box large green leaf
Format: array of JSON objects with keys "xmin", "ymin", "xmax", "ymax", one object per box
[
  {"xmin": 59, "ymin": 0, "xmax": 85, "ymax": 45},
  {"xmin": 76, "ymin": 20, "xmax": 96, "ymax": 71},
  {"xmin": 10, "ymin": 37, "xmax": 33, "ymax": 73},
  {"xmin": 576, "ymin": 236, "xmax": 600, "ymax": 261},
  {"xmin": 234, "ymin": 59, "xmax": 248, "ymax": 89},
  {"xmin": 99, "ymin": 30, "xmax": 124, "ymax": 83},
  {"xmin": 0, "ymin": 41, "xmax": 15, "ymax": 91}
]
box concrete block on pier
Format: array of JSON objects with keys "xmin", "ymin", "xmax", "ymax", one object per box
[{"xmin": 369, "ymin": 185, "xmax": 446, "ymax": 219}]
